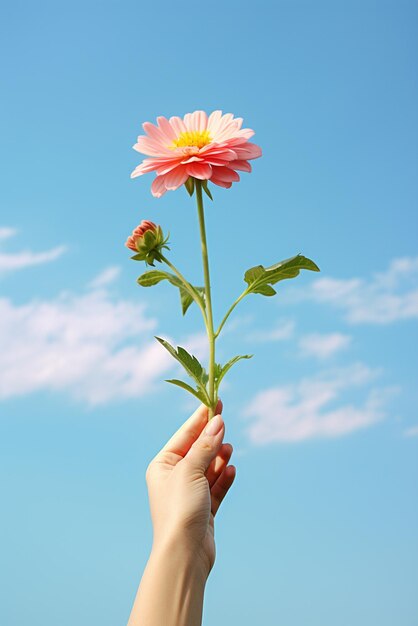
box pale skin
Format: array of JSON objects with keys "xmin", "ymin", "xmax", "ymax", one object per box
[{"xmin": 127, "ymin": 399, "xmax": 236, "ymax": 626}]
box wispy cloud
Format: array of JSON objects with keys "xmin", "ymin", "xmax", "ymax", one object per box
[
  {"xmin": 244, "ymin": 363, "xmax": 397, "ymax": 444},
  {"xmin": 0, "ymin": 226, "xmax": 67, "ymax": 273},
  {"xmin": 292, "ymin": 257, "xmax": 418, "ymax": 324},
  {"xmin": 246, "ymin": 319, "xmax": 295, "ymax": 342},
  {"xmin": 88, "ymin": 266, "xmax": 121, "ymax": 289},
  {"xmin": 298, "ymin": 332, "xmax": 351, "ymax": 360},
  {"xmin": 0, "ymin": 227, "xmax": 17, "ymax": 241},
  {"xmin": 403, "ymin": 425, "xmax": 418, "ymax": 438},
  {"xmin": 0, "ymin": 269, "xmax": 206, "ymax": 406}
]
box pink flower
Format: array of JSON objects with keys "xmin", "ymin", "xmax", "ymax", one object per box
[
  {"xmin": 125, "ymin": 220, "xmax": 169, "ymax": 265},
  {"xmin": 130, "ymin": 110, "xmax": 262, "ymax": 197},
  {"xmin": 125, "ymin": 220, "xmax": 157, "ymax": 252}
]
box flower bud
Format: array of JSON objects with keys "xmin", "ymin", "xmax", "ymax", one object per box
[{"xmin": 125, "ymin": 220, "xmax": 169, "ymax": 265}]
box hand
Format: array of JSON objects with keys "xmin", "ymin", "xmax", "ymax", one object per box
[{"xmin": 145, "ymin": 400, "xmax": 236, "ymax": 578}]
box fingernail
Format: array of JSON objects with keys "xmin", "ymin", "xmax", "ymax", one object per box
[{"xmin": 205, "ymin": 414, "xmax": 223, "ymax": 436}]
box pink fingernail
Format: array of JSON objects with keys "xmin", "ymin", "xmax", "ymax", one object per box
[{"xmin": 205, "ymin": 414, "xmax": 223, "ymax": 436}]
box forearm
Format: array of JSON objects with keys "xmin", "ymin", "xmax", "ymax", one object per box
[{"xmin": 127, "ymin": 537, "xmax": 209, "ymax": 626}]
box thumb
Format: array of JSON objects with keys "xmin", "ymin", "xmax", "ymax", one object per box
[{"xmin": 184, "ymin": 413, "xmax": 225, "ymax": 475}]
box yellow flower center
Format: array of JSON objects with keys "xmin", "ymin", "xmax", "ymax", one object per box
[{"xmin": 171, "ymin": 130, "xmax": 212, "ymax": 150}]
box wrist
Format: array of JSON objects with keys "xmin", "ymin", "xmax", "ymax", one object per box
[
  {"xmin": 151, "ymin": 533, "xmax": 210, "ymax": 583},
  {"xmin": 128, "ymin": 532, "xmax": 208, "ymax": 626}
]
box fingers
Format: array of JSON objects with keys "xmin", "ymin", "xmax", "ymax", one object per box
[
  {"xmin": 211, "ymin": 465, "xmax": 236, "ymax": 517},
  {"xmin": 206, "ymin": 443, "xmax": 233, "ymax": 488},
  {"xmin": 158, "ymin": 399, "xmax": 223, "ymax": 461},
  {"xmin": 184, "ymin": 413, "xmax": 225, "ymax": 475}
]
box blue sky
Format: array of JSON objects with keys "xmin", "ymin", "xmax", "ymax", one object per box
[{"xmin": 1, "ymin": 1, "xmax": 417, "ymax": 624}]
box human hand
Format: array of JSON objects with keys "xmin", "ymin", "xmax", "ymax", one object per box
[{"xmin": 145, "ymin": 400, "xmax": 236, "ymax": 578}]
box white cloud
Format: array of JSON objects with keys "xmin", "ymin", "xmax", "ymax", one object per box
[
  {"xmin": 298, "ymin": 332, "xmax": 351, "ymax": 359},
  {"xmin": 294, "ymin": 256, "xmax": 418, "ymax": 324},
  {"xmin": 403, "ymin": 425, "xmax": 418, "ymax": 438},
  {"xmin": 0, "ymin": 270, "xmax": 207, "ymax": 406},
  {"xmin": 246, "ymin": 319, "xmax": 295, "ymax": 342},
  {"xmin": 0, "ymin": 245, "xmax": 67, "ymax": 272},
  {"xmin": 0, "ymin": 226, "xmax": 67, "ymax": 273},
  {"xmin": 0, "ymin": 227, "xmax": 17, "ymax": 240},
  {"xmin": 244, "ymin": 363, "xmax": 397, "ymax": 444},
  {"xmin": 88, "ymin": 266, "xmax": 121, "ymax": 289}
]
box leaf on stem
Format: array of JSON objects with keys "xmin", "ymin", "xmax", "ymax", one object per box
[
  {"xmin": 213, "ymin": 354, "xmax": 253, "ymax": 393},
  {"xmin": 137, "ymin": 270, "xmax": 204, "ymax": 315},
  {"xmin": 137, "ymin": 269, "xmax": 176, "ymax": 287},
  {"xmin": 155, "ymin": 336, "xmax": 210, "ymax": 403},
  {"xmin": 202, "ymin": 179, "xmax": 213, "ymax": 200},
  {"xmin": 185, "ymin": 177, "xmax": 195, "ymax": 197},
  {"xmin": 165, "ymin": 379, "xmax": 209, "ymax": 404},
  {"xmin": 179, "ymin": 285, "xmax": 206, "ymax": 315},
  {"xmin": 244, "ymin": 254, "xmax": 320, "ymax": 296}
]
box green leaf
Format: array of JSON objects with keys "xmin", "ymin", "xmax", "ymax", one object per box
[
  {"xmin": 244, "ymin": 254, "xmax": 320, "ymax": 295},
  {"xmin": 165, "ymin": 379, "xmax": 209, "ymax": 404},
  {"xmin": 137, "ymin": 269, "xmax": 179, "ymax": 287},
  {"xmin": 155, "ymin": 336, "xmax": 210, "ymax": 403},
  {"xmin": 200, "ymin": 367, "xmax": 209, "ymax": 386},
  {"xmin": 214, "ymin": 354, "xmax": 253, "ymax": 392},
  {"xmin": 202, "ymin": 179, "xmax": 213, "ymax": 200},
  {"xmin": 137, "ymin": 270, "xmax": 204, "ymax": 316},
  {"xmin": 252, "ymin": 284, "xmax": 277, "ymax": 296},
  {"xmin": 213, "ymin": 362, "xmax": 223, "ymax": 382},
  {"xmin": 177, "ymin": 345, "xmax": 204, "ymax": 379},
  {"xmin": 179, "ymin": 286, "xmax": 193, "ymax": 315},
  {"xmin": 179, "ymin": 285, "xmax": 205, "ymax": 315},
  {"xmin": 244, "ymin": 265, "xmax": 265, "ymax": 285},
  {"xmin": 264, "ymin": 255, "xmax": 320, "ymax": 283},
  {"xmin": 185, "ymin": 177, "xmax": 195, "ymax": 196}
]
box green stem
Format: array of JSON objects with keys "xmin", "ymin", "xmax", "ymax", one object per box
[
  {"xmin": 159, "ymin": 253, "xmax": 207, "ymax": 324},
  {"xmin": 214, "ymin": 286, "xmax": 250, "ymax": 338},
  {"xmin": 195, "ymin": 180, "xmax": 216, "ymax": 420}
]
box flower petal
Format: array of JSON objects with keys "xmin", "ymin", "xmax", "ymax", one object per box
[
  {"xmin": 233, "ymin": 142, "xmax": 262, "ymax": 160},
  {"xmin": 184, "ymin": 110, "xmax": 208, "ymax": 132},
  {"xmin": 131, "ymin": 164, "xmax": 152, "ymax": 178},
  {"xmin": 142, "ymin": 122, "xmax": 168, "ymax": 145},
  {"xmin": 169, "ymin": 116, "xmax": 187, "ymax": 136},
  {"xmin": 156, "ymin": 160, "xmax": 183, "ymax": 176},
  {"xmin": 151, "ymin": 176, "xmax": 168, "ymax": 198},
  {"xmin": 157, "ymin": 116, "xmax": 177, "ymax": 142},
  {"xmin": 202, "ymin": 157, "xmax": 231, "ymax": 166},
  {"xmin": 207, "ymin": 110, "xmax": 223, "ymax": 134},
  {"xmin": 210, "ymin": 113, "xmax": 235, "ymax": 141},
  {"xmin": 134, "ymin": 136, "xmax": 172, "ymax": 157},
  {"xmin": 210, "ymin": 177, "xmax": 233, "ymax": 189},
  {"xmin": 226, "ymin": 159, "xmax": 252, "ymax": 172},
  {"xmin": 180, "ymin": 155, "xmax": 204, "ymax": 164},
  {"xmin": 238, "ymin": 128, "xmax": 255, "ymax": 140},
  {"xmin": 223, "ymin": 134, "xmax": 252, "ymax": 147},
  {"xmin": 130, "ymin": 158, "xmax": 166, "ymax": 178},
  {"xmin": 196, "ymin": 110, "xmax": 208, "ymax": 131},
  {"xmin": 199, "ymin": 145, "xmax": 238, "ymax": 160},
  {"xmin": 210, "ymin": 166, "xmax": 240, "ymax": 182},
  {"xmin": 162, "ymin": 166, "xmax": 189, "ymax": 190},
  {"xmin": 186, "ymin": 162, "xmax": 212, "ymax": 179}
]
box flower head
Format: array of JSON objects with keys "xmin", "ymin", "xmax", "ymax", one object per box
[
  {"xmin": 125, "ymin": 220, "xmax": 169, "ymax": 265},
  {"xmin": 131, "ymin": 110, "xmax": 262, "ymax": 197}
]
